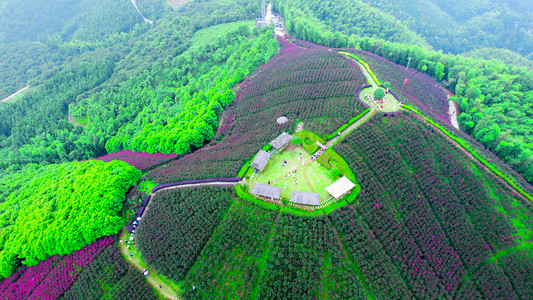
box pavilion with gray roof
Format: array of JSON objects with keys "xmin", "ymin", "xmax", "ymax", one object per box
[
  {"xmin": 269, "ymin": 132, "xmax": 293, "ymax": 150},
  {"xmin": 290, "ymin": 190, "xmax": 320, "ymax": 206},
  {"xmin": 250, "ymin": 150, "xmax": 271, "ymax": 172},
  {"xmin": 252, "ymin": 183, "xmax": 282, "ymax": 199}
]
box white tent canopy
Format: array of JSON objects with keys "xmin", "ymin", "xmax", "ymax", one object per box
[
  {"xmin": 325, "ymin": 176, "xmax": 356, "ymax": 199},
  {"xmin": 277, "ymin": 116, "xmax": 289, "ymax": 124}
]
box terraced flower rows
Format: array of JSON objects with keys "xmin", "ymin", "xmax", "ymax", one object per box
[{"xmin": 146, "ymin": 37, "xmax": 367, "ymax": 184}]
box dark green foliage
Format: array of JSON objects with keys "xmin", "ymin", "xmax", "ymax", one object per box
[
  {"xmin": 136, "ymin": 186, "xmax": 234, "ymax": 282},
  {"xmin": 0, "ymin": 0, "xmax": 142, "ymax": 44},
  {"xmin": 183, "ymin": 200, "xmax": 278, "ymax": 299},
  {"xmin": 373, "ymin": 88, "xmax": 385, "ymax": 100},
  {"xmin": 0, "ymin": 58, "xmax": 116, "ymax": 166},
  {"xmin": 256, "ymin": 213, "xmax": 366, "ymax": 299},
  {"xmin": 274, "ymin": 0, "xmax": 533, "ymax": 56},
  {"xmin": 463, "ymin": 47, "xmax": 533, "ymax": 70},
  {"xmin": 0, "ymin": 0, "xmax": 267, "ymax": 171},
  {"xmin": 0, "ymin": 42, "xmax": 61, "ymax": 99},
  {"xmin": 0, "ymin": 160, "xmax": 141, "ymax": 278}
]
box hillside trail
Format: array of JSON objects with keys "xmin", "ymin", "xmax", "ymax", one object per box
[
  {"xmin": 121, "ymin": 180, "xmax": 241, "ymax": 299},
  {"xmin": 0, "ymin": 85, "xmax": 29, "ymax": 103},
  {"xmin": 323, "ymin": 53, "xmax": 381, "ymax": 147},
  {"xmin": 448, "ymin": 100, "xmax": 459, "ymax": 130},
  {"xmin": 68, "ymin": 113, "xmax": 86, "ymax": 127},
  {"xmin": 130, "ymin": 0, "xmax": 153, "ymax": 24},
  {"xmin": 119, "ymin": 229, "xmax": 179, "ymax": 300},
  {"xmin": 325, "ymin": 109, "xmax": 375, "ymax": 147}
]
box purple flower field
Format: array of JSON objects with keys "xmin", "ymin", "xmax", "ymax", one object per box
[
  {"xmin": 94, "ymin": 150, "xmax": 176, "ymax": 171},
  {"xmin": 0, "ymin": 237, "xmax": 113, "ymax": 299}
]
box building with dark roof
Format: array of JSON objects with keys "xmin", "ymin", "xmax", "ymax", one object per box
[
  {"xmin": 269, "ymin": 132, "xmax": 293, "ymax": 150},
  {"xmin": 250, "ymin": 150, "xmax": 271, "ymax": 172},
  {"xmin": 252, "ymin": 183, "xmax": 282, "ymax": 199},
  {"xmin": 290, "ymin": 190, "xmax": 320, "ymax": 206}
]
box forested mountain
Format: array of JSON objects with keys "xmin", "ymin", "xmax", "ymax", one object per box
[
  {"xmin": 363, "ymin": 0, "xmax": 533, "ymax": 57},
  {"xmin": 0, "ymin": 0, "xmax": 269, "ymax": 170},
  {"xmin": 0, "ymin": 0, "xmax": 532, "ymax": 298},
  {"xmin": 274, "ymin": 0, "xmax": 532, "ymax": 58},
  {"xmin": 0, "ymin": 0, "xmax": 157, "ymax": 99}
]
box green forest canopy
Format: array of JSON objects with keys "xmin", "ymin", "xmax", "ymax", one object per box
[
  {"xmin": 0, "ymin": 160, "xmax": 141, "ymax": 278},
  {"xmin": 273, "ymin": 0, "xmax": 532, "ymax": 57},
  {"xmin": 0, "ymin": 0, "xmax": 265, "ymax": 169}
]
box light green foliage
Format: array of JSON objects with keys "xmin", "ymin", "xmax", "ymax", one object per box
[
  {"xmin": 294, "ymin": 130, "xmax": 325, "ymax": 154},
  {"xmin": 274, "ymin": 0, "xmax": 428, "ymax": 48},
  {"xmin": 0, "ymin": 160, "xmax": 141, "ymax": 277},
  {"xmin": 251, "ymin": 146, "xmax": 337, "ymax": 200},
  {"xmin": 291, "ymin": 136, "xmax": 302, "ymax": 145},
  {"xmin": 93, "ymin": 23, "xmax": 278, "ymax": 155}
]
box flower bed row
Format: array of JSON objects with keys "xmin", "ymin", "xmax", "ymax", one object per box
[{"xmin": 331, "ymin": 112, "xmax": 532, "ymax": 298}]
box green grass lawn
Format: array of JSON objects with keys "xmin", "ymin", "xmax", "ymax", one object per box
[
  {"xmin": 249, "ymin": 145, "xmax": 338, "ymax": 201},
  {"xmin": 360, "ymin": 88, "xmax": 400, "ymax": 112}
]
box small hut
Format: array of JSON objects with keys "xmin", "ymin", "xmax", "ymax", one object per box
[
  {"xmin": 290, "ymin": 190, "xmax": 320, "ymax": 206},
  {"xmin": 250, "ymin": 150, "xmax": 271, "ymax": 172},
  {"xmin": 252, "ymin": 183, "xmax": 282, "ymax": 199},
  {"xmin": 269, "ymin": 132, "xmax": 293, "ymax": 150}
]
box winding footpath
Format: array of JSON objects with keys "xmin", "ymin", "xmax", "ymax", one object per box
[
  {"xmin": 325, "ymin": 109, "xmax": 375, "ymax": 147},
  {"xmin": 68, "ymin": 113, "xmax": 86, "ymax": 127},
  {"xmin": 121, "ymin": 178, "xmax": 242, "ymax": 299}
]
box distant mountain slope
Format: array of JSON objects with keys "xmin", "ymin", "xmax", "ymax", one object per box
[
  {"xmin": 360, "ymin": 0, "xmax": 533, "ymax": 57},
  {"xmin": 463, "ymin": 47, "xmax": 533, "ymax": 70},
  {"xmin": 274, "ymin": 0, "xmax": 532, "ymax": 58}
]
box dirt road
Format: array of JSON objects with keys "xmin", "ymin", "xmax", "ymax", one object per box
[
  {"xmin": 131, "ymin": 0, "xmax": 153, "ymax": 24},
  {"xmin": 1, "ymin": 85, "xmax": 29, "ymax": 103}
]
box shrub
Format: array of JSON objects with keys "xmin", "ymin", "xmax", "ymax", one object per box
[{"xmin": 292, "ymin": 136, "xmax": 302, "ymax": 145}]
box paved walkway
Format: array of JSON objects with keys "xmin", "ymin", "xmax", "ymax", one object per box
[{"xmin": 325, "ymin": 109, "xmax": 375, "ymax": 147}]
